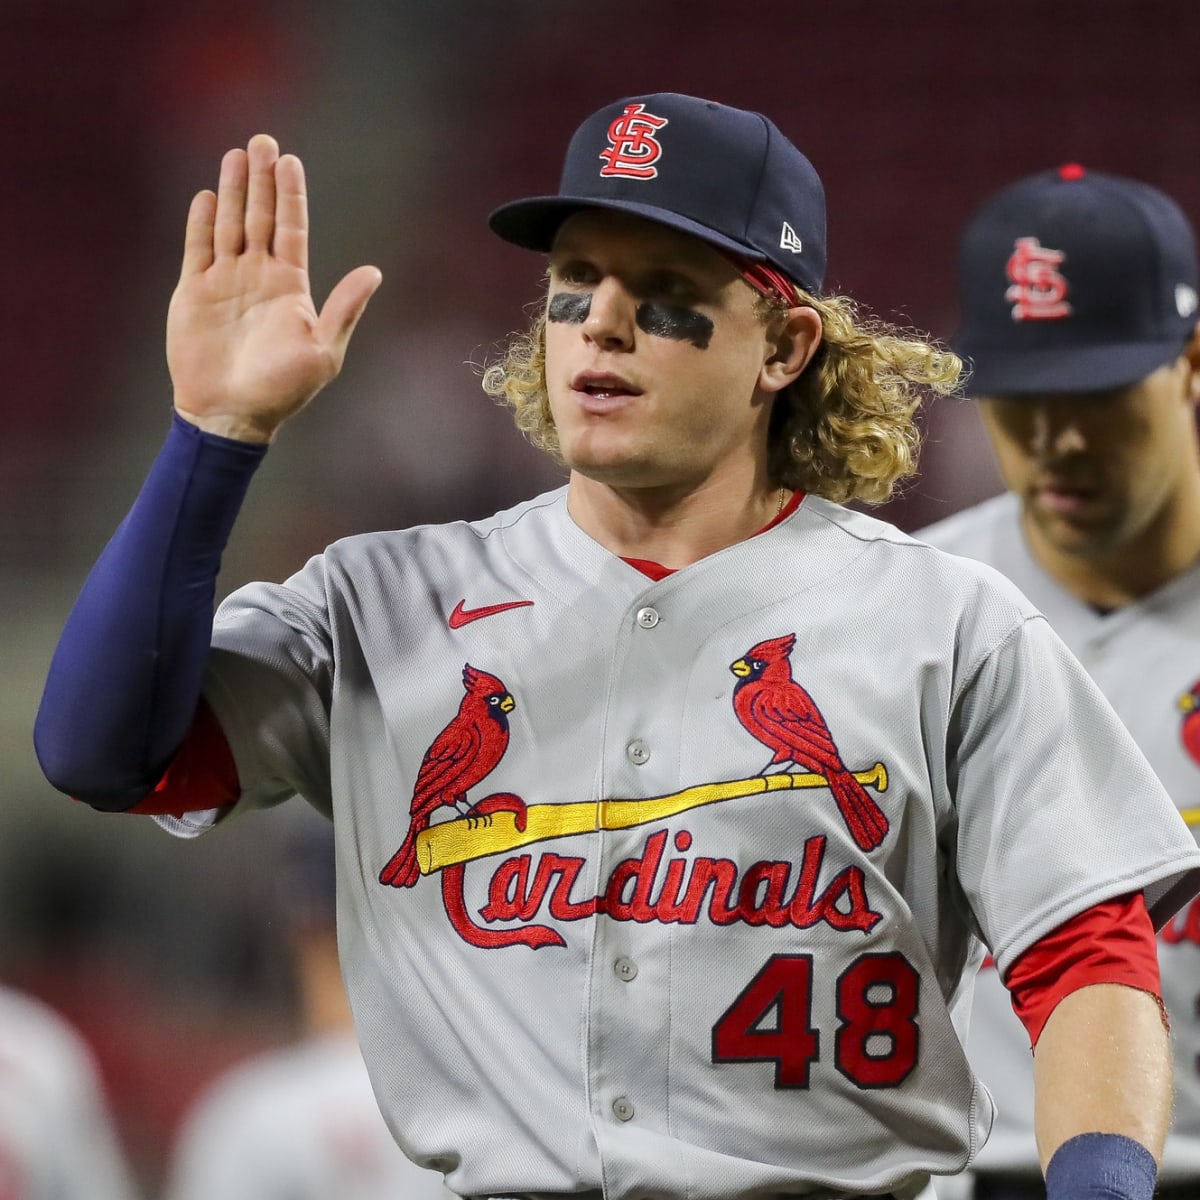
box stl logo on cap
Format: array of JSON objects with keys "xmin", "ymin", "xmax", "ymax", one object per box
[
  {"xmin": 1005, "ymin": 236, "xmax": 1073, "ymax": 321},
  {"xmin": 599, "ymin": 103, "xmax": 669, "ymax": 180}
]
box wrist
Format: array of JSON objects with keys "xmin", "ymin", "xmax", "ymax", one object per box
[
  {"xmin": 172, "ymin": 405, "xmax": 278, "ymax": 445},
  {"xmin": 1045, "ymin": 1132, "xmax": 1157, "ymax": 1200}
]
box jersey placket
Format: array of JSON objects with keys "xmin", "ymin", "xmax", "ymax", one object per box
[{"xmin": 585, "ymin": 589, "xmax": 684, "ymax": 1195}]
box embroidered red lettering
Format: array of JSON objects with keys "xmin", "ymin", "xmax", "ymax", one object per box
[
  {"xmin": 1005, "ymin": 236, "xmax": 1072, "ymax": 321},
  {"xmin": 599, "ymin": 104, "xmax": 669, "ymax": 179},
  {"xmin": 604, "ymin": 829, "xmax": 669, "ymax": 921},
  {"xmin": 441, "ymin": 828, "xmax": 883, "ymax": 948}
]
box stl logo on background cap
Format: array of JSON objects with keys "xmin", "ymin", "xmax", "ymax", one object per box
[
  {"xmin": 1005, "ymin": 236, "xmax": 1072, "ymax": 321},
  {"xmin": 599, "ymin": 103, "xmax": 669, "ymax": 180}
]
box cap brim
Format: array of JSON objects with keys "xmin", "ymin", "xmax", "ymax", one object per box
[
  {"xmin": 488, "ymin": 194, "xmax": 768, "ymax": 264},
  {"xmin": 955, "ymin": 338, "xmax": 1187, "ymax": 396}
]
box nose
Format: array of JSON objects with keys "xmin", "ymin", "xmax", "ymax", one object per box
[
  {"xmin": 582, "ymin": 278, "xmax": 636, "ymax": 350},
  {"xmin": 1029, "ymin": 407, "xmax": 1086, "ymax": 457}
]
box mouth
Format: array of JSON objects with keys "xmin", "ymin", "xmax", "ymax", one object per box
[
  {"xmin": 570, "ymin": 371, "xmax": 643, "ymax": 413},
  {"xmin": 1031, "ymin": 476, "xmax": 1105, "ymax": 516}
]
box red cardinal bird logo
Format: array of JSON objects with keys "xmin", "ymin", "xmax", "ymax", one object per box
[
  {"xmin": 379, "ymin": 664, "xmax": 516, "ymax": 888},
  {"xmin": 1180, "ymin": 680, "xmax": 1200, "ymax": 769},
  {"xmin": 730, "ymin": 633, "xmax": 889, "ymax": 852}
]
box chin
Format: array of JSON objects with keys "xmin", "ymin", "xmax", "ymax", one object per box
[
  {"xmin": 1034, "ymin": 514, "xmax": 1127, "ymax": 560},
  {"xmin": 568, "ymin": 460, "xmax": 666, "ymax": 489},
  {"xmin": 561, "ymin": 441, "xmax": 663, "ymax": 487}
]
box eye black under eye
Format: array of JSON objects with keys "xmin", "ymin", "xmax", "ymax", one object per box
[
  {"xmin": 636, "ymin": 302, "xmax": 713, "ymax": 350},
  {"xmin": 548, "ymin": 293, "xmax": 590, "ymax": 324}
]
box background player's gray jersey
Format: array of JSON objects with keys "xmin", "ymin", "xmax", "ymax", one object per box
[
  {"xmin": 162, "ymin": 1030, "xmax": 454, "ymax": 1200},
  {"xmin": 164, "ymin": 489, "xmax": 1200, "ymax": 1200},
  {"xmin": 920, "ymin": 491, "xmax": 1200, "ymax": 1183},
  {"xmin": 0, "ymin": 984, "xmax": 141, "ymax": 1200}
]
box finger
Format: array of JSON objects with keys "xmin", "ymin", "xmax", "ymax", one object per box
[
  {"xmin": 315, "ymin": 265, "xmax": 383, "ymax": 365},
  {"xmin": 244, "ymin": 133, "xmax": 279, "ymax": 254},
  {"xmin": 180, "ymin": 190, "xmax": 216, "ymax": 277},
  {"xmin": 214, "ymin": 148, "xmax": 248, "ymax": 257},
  {"xmin": 273, "ymin": 153, "xmax": 308, "ymax": 272}
]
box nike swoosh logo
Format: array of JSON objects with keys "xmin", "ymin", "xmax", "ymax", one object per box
[{"xmin": 448, "ymin": 598, "xmax": 535, "ymax": 629}]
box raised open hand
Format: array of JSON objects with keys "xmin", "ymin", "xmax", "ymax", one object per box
[{"xmin": 167, "ymin": 134, "xmax": 382, "ymax": 443}]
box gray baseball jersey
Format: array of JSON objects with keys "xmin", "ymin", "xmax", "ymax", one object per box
[
  {"xmin": 163, "ymin": 1030, "xmax": 453, "ymax": 1200},
  {"xmin": 919, "ymin": 491, "xmax": 1200, "ymax": 1183},
  {"xmin": 160, "ymin": 488, "xmax": 1200, "ymax": 1200},
  {"xmin": 0, "ymin": 985, "xmax": 141, "ymax": 1200}
]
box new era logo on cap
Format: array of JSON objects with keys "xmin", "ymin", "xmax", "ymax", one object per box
[
  {"xmin": 954, "ymin": 164, "xmax": 1200, "ymax": 395},
  {"xmin": 488, "ymin": 93, "xmax": 827, "ymax": 293},
  {"xmin": 780, "ymin": 222, "xmax": 803, "ymax": 254}
]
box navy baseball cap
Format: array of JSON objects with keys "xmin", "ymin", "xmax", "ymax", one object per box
[
  {"xmin": 489, "ymin": 93, "xmax": 827, "ymax": 293},
  {"xmin": 953, "ymin": 164, "xmax": 1200, "ymax": 396}
]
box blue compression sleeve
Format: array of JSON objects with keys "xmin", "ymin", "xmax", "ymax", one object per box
[
  {"xmin": 1044, "ymin": 1132, "xmax": 1157, "ymax": 1200},
  {"xmin": 34, "ymin": 414, "xmax": 267, "ymax": 810}
]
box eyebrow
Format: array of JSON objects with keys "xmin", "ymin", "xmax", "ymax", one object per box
[{"xmin": 548, "ymin": 237, "xmax": 724, "ymax": 276}]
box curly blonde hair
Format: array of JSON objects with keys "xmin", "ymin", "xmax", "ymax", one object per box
[{"xmin": 481, "ymin": 285, "xmax": 962, "ymax": 505}]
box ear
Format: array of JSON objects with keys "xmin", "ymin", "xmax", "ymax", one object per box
[
  {"xmin": 759, "ymin": 306, "xmax": 823, "ymax": 394},
  {"xmin": 1184, "ymin": 322, "xmax": 1200, "ymax": 406}
]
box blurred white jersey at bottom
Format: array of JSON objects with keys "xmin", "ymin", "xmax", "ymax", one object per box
[
  {"xmin": 163, "ymin": 1029, "xmax": 454, "ymax": 1200},
  {"xmin": 0, "ymin": 983, "xmax": 141, "ymax": 1200}
]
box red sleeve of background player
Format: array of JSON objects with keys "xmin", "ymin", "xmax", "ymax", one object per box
[
  {"xmin": 125, "ymin": 698, "xmax": 240, "ymax": 818},
  {"xmin": 1004, "ymin": 892, "xmax": 1162, "ymax": 1047}
]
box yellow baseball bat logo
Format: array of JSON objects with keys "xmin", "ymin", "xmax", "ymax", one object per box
[{"xmin": 416, "ymin": 763, "xmax": 888, "ymax": 876}]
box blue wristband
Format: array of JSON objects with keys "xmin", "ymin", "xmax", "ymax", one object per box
[{"xmin": 1044, "ymin": 1132, "xmax": 1157, "ymax": 1200}]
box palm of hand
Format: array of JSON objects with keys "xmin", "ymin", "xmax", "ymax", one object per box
[
  {"xmin": 169, "ymin": 256, "xmax": 329, "ymax": 431},
  {"xmin": 168, "ymin": 135, "xmax": 380, "ymax": 443}
]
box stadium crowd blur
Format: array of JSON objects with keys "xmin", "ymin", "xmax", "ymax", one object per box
[{"xmin": 2, "ymin": 0, "xmax": 1196, "ymax": 1192}]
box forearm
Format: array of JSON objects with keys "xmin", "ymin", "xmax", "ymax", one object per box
[
  {"xmin": 1034, "ymin": 982, "xmax": 1170, "ymax": 1173},
  {"xmin": 34, "ymin": 414, "xmax": 265, "ymax": 809}
]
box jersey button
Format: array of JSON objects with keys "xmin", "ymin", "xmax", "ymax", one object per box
[
  {"xmin": 635, "ymin": 606, "xmax": 660, "ymax": 629},
  {"xmin": 626, "ymin": 739, "xmax": 650, "ymax": 765},
  {"xmin": 612, "ymin": 1096, "xmax": 635, "ymax": 1122},
  {"xmin": 614, "ymin": 957, "xmax": 638, "ymax": 982}
]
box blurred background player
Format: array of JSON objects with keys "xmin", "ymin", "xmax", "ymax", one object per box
[
  {"xmin": 919, "ymin": 166, "xmax": 1200, "ymax": 1199},
  {"xmin": 0, "ymin": 982, "xmax": 141, "ymax": 1200},
  {"xmin": 161, "ymin": 810, "xmax": 451, "ymax": 1200}
]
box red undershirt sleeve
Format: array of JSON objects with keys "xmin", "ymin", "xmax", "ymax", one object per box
[
  {"xmin": 1003, "ymin": 892, "xmax": 1163, "ymax": 1047},
  {"xmin": 125, "ymin": 699, "xmax": 240, "ymax": 818}
]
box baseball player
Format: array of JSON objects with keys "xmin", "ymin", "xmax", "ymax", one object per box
[
  {"xmin": 32, "ymin": 94, "xmax": 1200, "ymax": 1200},
  {"xmin": 162, "ymin": 813, "xmax": 452, "ymax": 1200},
  {"xmin": 0, "ymin": 983, "xmax": 142, "ymax": 1200},
  {"xmin": 918, "ymin": 167, "xmax": 1200, "ymax": 1200}
]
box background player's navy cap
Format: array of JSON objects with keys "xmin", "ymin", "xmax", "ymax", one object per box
[
  {"xmin": 489, "ymin": 93, "xmax": 827, "ymax": 293},
  {"xmin": 953, "ymin": 164, "xmax": 1200, "ymax": 396}
]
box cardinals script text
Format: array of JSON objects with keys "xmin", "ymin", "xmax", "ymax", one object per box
[{"xmin": 439, "ymin": 826, "xmax": 882, "ymax": 949}]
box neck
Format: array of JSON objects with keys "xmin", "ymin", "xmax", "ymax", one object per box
[
  {"xmin": 566, "ymin": 470, "xmax": 787, "ymax": 569},
  {"xmin": 1022, "ymin": 480, "xmax": 1200, "ymax": 609}
]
